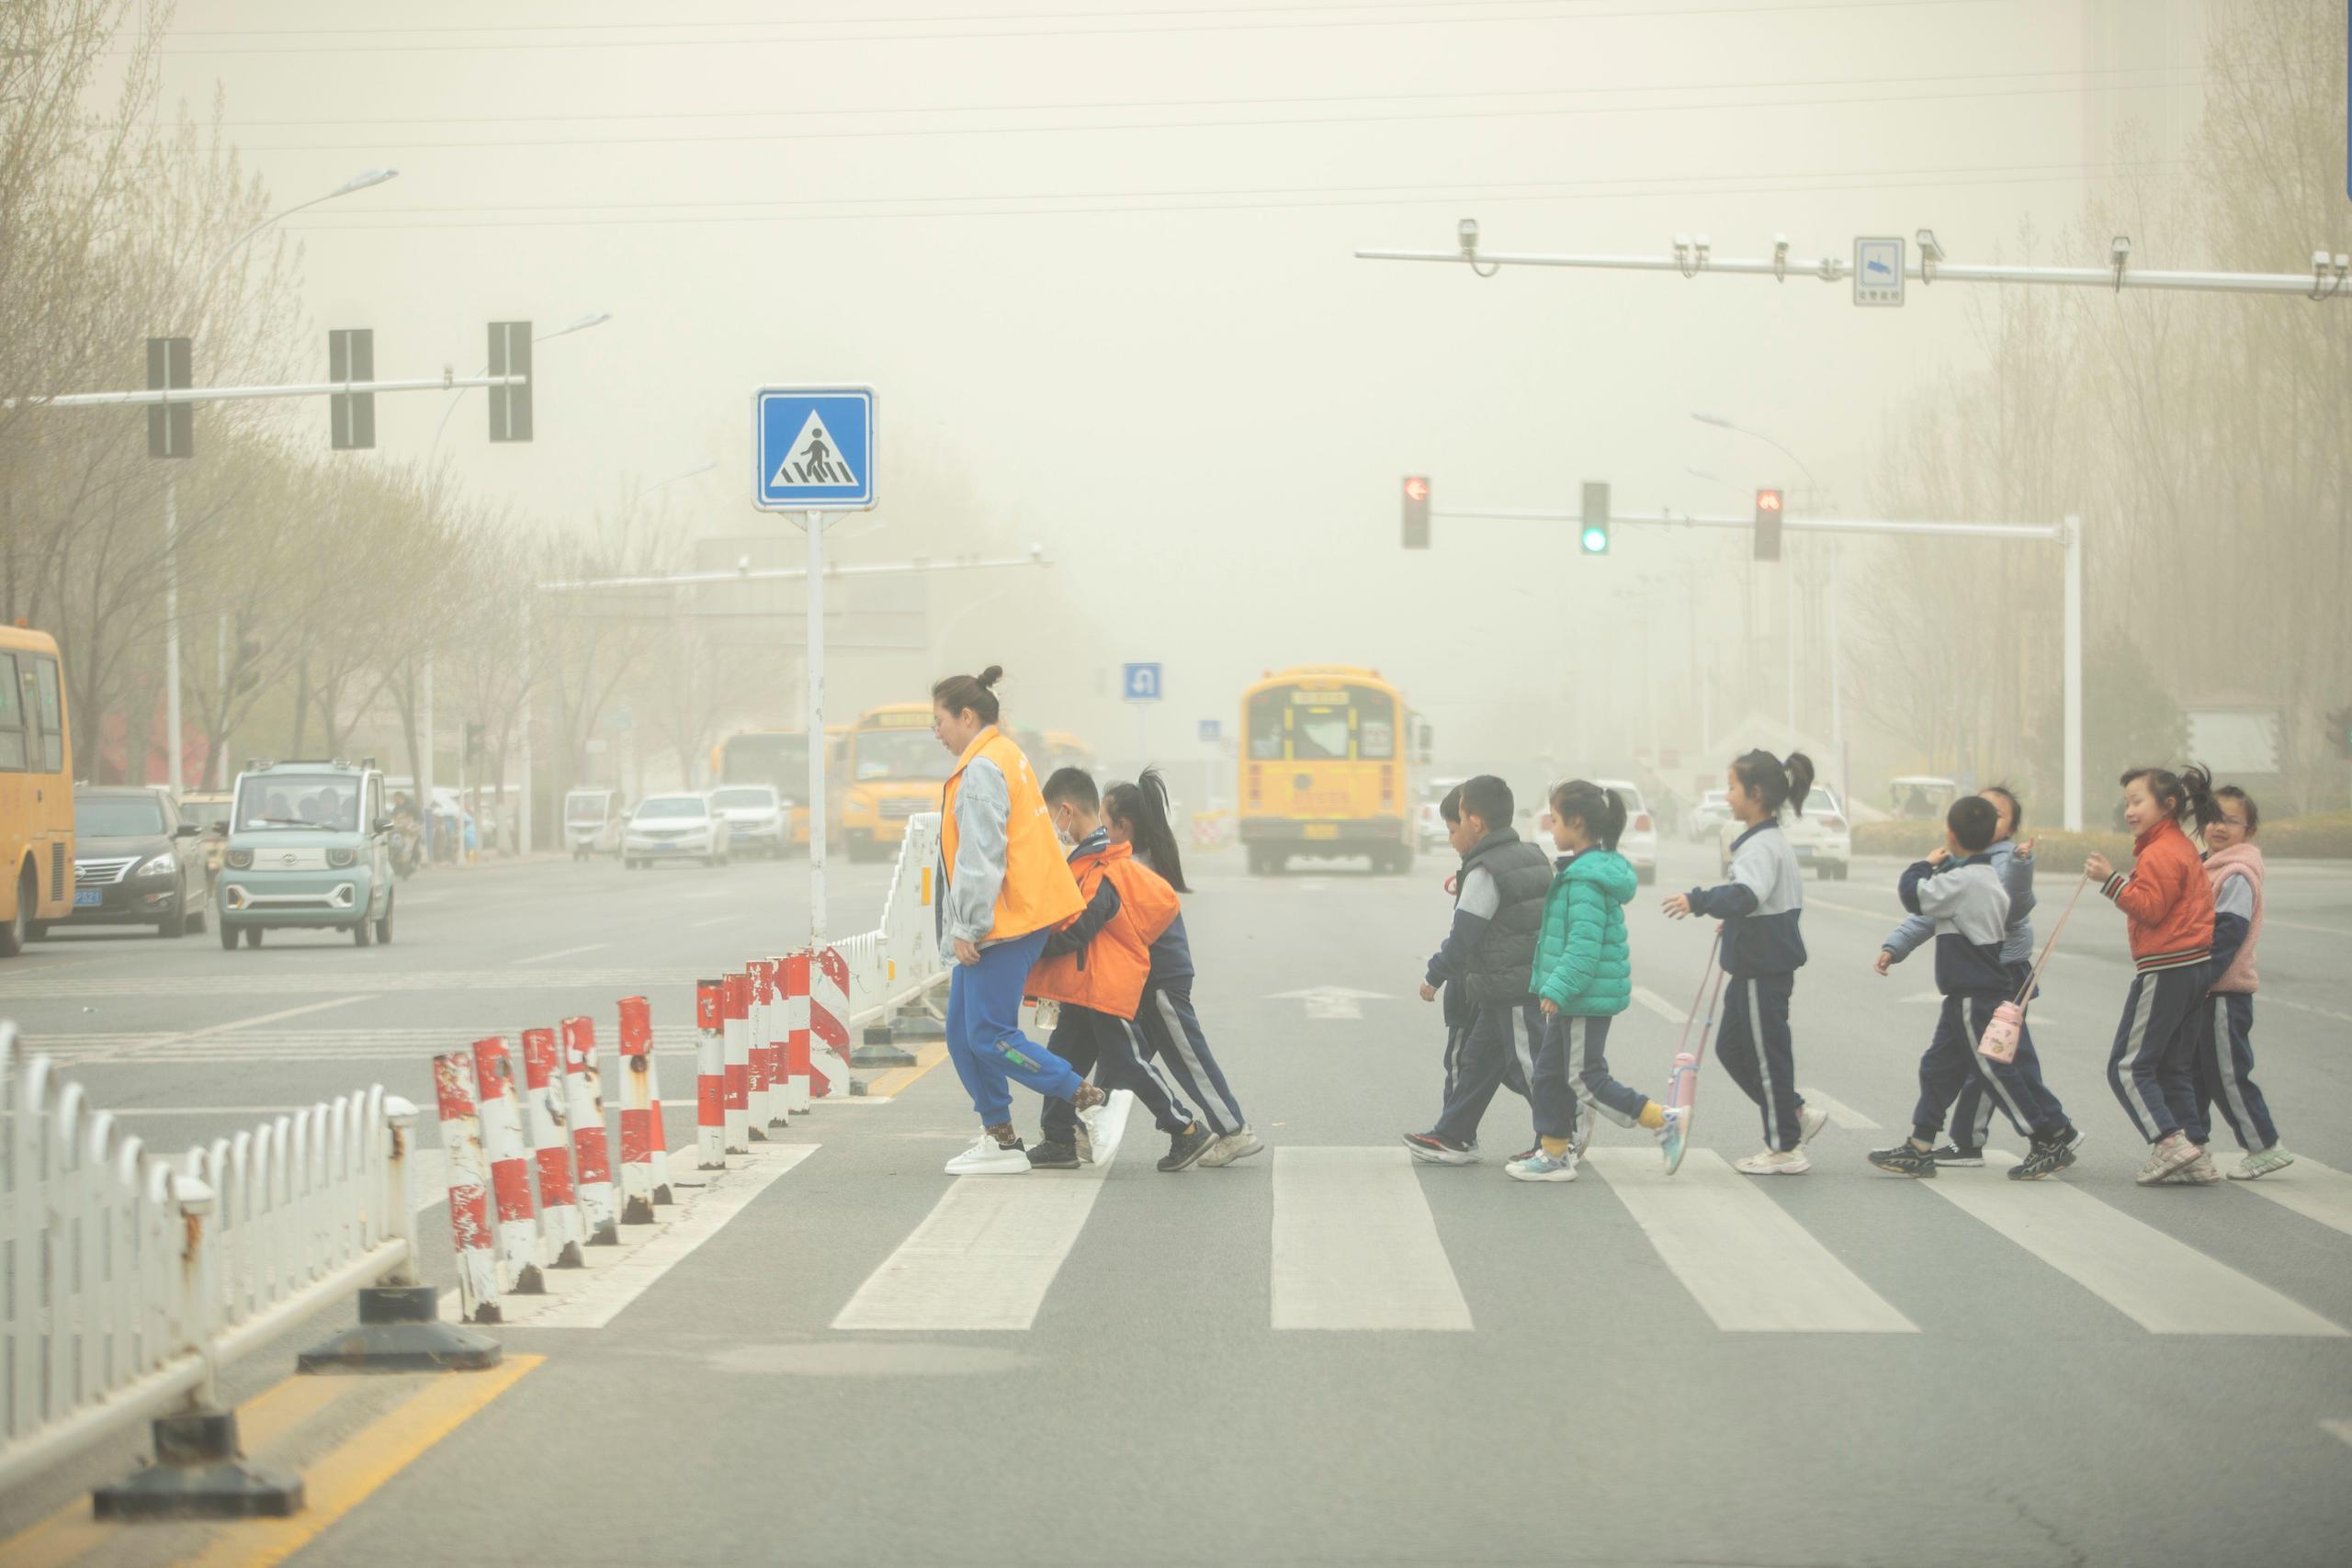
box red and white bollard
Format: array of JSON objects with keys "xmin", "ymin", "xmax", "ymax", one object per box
[
  {"xmin": 434, "ymin": 1052, "xmax": 502, "ymax": 1324},
  {"xmin": 722, "ymin": 970, "xmax": 753, "ymax": 1154},
  {"xmin": 760, "ymin": 956, "xmax": 792, "ymax": 1133},
  {"xmin": 781, "ymin": 952, "xmax": 813, "ymax": 1114},
  {"xmin": 746, "ymin": 957, "xmax": 777, "ymax": 1136},
  {"xmin": 518, "ymin": 1027, "xmax": 584, "ymax": 1269},
  {"xmin": 695, "ymin": 978, "xmax": 728, "ymax": 1172},
  {"xmin": 561, "ymin": 1015, "xmax": 620, "ymax": 1246},
  {"xmin": 469, "ymin": 1036, "xmax": 545, "ymax": 1294},
  {"xmin": 811, "ymin": 944, "xmax": 853, "ymax": 1100},
  {"xmin": 616, "ymin": 995, "xmax": 671, "ymax": 1223}
]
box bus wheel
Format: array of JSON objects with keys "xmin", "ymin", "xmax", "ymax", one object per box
[{"xmin": 0, "ymin": 869, "xmax": 28, "ymax": 957}]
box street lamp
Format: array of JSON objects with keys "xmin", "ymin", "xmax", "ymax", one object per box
[{"xmin": 163, "ymin": 168, "xmax": 399, "ymax": 794}]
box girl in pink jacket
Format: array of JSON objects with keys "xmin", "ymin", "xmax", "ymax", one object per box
[{"xmin": 2188, "ymin": 785, "xmax": 2291, "ymax": 1179}]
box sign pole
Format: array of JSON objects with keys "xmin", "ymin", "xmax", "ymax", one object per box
[{"xmin": 806, "ymin": 508, "xmax": 828, "ymax": 946}]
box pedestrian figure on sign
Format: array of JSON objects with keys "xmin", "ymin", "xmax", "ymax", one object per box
[{"xmin": 802, "ymin": 429, "xmax": 833, "ymax": 483}]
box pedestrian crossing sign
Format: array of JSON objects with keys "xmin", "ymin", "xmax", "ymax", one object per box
[{"xmin": 752, "ymin": 386, "xmax": 876, "ymax": 511}]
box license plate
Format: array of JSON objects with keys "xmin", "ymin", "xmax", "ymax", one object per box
[
  {"xmin": 1304, "ymin": 823, "xmax": 1340, "ymax": 840},
  {"xmin": 1795, "ymin": 845, "xmax": 1815, "ymax": 858},
  {"xmin": 74, "ymin": 888, "xmax": 102, "ymax": 907}
]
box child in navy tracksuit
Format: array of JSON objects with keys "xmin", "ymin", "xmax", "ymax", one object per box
[
  {"xmin": 1868, "ymin": 795, "xmax": 2080, "ymax": 1181},
  {"xmin": 1103, "ymin": 770, "xmax": 1261, "ymax": 1169},
  {"xmin": 1404, "ymin": 775, "xmax": 1553, "ymax": 1165},
  {"xmin": 1663, "ymin": 750, "xmax": 1825, "ymax": 1175}
]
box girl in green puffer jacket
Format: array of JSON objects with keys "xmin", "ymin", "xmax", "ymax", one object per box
[{"xmin": 1508, "ymin": 781, "xmax": 1688, "ymax": 1182}]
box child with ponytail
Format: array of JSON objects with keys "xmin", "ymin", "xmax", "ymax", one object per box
[
  {"xmin": 1663, "ymin": 750, "xmax": 1828, "ymax": 1175},
  {"xmin": 1102, "ymin": 770, "xmax": 1261, "ymax": 1168},
  {"xmin": 2188, "ymin": 785, "xmax": 2291, "ymax": 1179},
  {"xmin": 2083, "ymin": 764, "xmax": 2221, "ymax": 1185},
  {"xmin": 1511, "ymin": 781, "xmax": 1685, "ymax": 1182}
]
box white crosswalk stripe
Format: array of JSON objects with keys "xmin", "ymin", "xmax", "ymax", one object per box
[
  {"xmin": 2219, "ymin": 1154, "xmax": 2352, "ymax": 1241},
  {"xmin": 1272, "ymin": 1146, "xmax": 1471, "ymax": 1331}
]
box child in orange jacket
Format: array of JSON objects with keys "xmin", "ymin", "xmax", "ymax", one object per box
[
  {"xmin": 1028, "ymin": 769, "xmax": 1215, "ymax": 1173},
  {"xmin": 2083, "ymin": 763, "xmax": 2221, "ymax": 1185}
]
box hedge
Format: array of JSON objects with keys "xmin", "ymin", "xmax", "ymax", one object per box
[{"xmin": 1853, "ymin": 811, "xmax": 2352, "ymax": 863}]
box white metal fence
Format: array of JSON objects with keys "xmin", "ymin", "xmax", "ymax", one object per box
[
  {"xmin": 0, "ymin": 1022, "xmax": 415, "ymax": 1495},
  {"xmin": 835, "ymin": 811, "xmax": 949, "ymax": 1029}
]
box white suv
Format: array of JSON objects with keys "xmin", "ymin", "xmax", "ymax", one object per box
[
  {"xmin": 1592, "ymin": 779, "xmax": 1659, "ymax": 886},
  {"xmin": 624, "ymin": 795, "xmax": 732, "ymax": 869},
  {"xmin": 1718, "ymin": 784, "xmax": 1851, "ymax": 881},
  {"xmin": 709, "ymin": 784, "xmax": 788, "ymax": 859}
]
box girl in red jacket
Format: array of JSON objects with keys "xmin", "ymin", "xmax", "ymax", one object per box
[{"xmin": 2084, "ymin": 764, "xmax": 2221, "ymax": 1185}]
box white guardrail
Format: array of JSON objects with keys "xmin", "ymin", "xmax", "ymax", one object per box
[
  {"xmin": 0, "ymin": 1022, "xmax": 421, "ymax": 1497},
  {"xmin": 835, "ymin": 811, "xmax": 950, "ymax": 1030}
]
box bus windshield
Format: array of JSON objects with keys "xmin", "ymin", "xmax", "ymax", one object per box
[
  {"xmin": 719, "ymin": 733, "xmax": 809, "ymax": 791},
  {"xmin": 1247, "ymin": 684, "xmax": 1397, "ymax": 762},
  {"xmin": 854, "ymin": 728, "xmax": 954, "ymax": 782}
]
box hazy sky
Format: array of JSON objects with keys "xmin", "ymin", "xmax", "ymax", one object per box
[{"xmin": 152, "ymin": 0, "xmax": 2200, "ymax": 780}]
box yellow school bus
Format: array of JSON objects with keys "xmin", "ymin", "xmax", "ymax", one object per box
[
  {"xmin": 837, "ymin": 704, "xmax": 952, "ymax": 861},
  {"xmin": 1238, "ymin": 664, "xmax": 1430, "ymax": 875},
  {"xmin": 1010, "ymin": 728, "xmax": 1097, "ymax": 784},
  {"xmin": 0, "ymin": 626, "xmax": 75, "ymax": 953},
  {"xmin": 711, "ymin": 726, "xmax": 848, "ymax": 849}
]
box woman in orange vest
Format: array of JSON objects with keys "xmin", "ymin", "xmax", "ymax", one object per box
[{"xmin": 933, "ymin": 666, "xmax": 1106, "ymax": 1175}]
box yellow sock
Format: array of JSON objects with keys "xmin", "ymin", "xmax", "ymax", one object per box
[
  {"xmin": 1637, "ymin": 1102, "xmax": 1665, "ymax": 1131},
  {"xmin": 1540, "ymin": 1134, "xmax": 1572, "ymax": 1157}
]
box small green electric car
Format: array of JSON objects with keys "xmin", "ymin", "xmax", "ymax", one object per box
[{"xmin": 215, "ymin": 758, "xmax": 396, "ymax": 949}]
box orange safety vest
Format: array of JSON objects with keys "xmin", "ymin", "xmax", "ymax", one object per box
[
  {"xmin": 1026, "ymin": 840, "xmax": 1181, "ymax": 1021},
  {"xmin": 940, "ymin": 727, "xmax": 1084, "ymax": 944}
]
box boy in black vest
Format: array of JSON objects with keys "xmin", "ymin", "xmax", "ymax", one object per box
[{"xmin": 1404, "ymin": 775, "xmax": 1556, "ymax": 1164}]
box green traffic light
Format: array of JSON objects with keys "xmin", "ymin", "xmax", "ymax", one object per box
[{"xmin": 1580, "ymin": 525, "xmax": 1610, "ymax": 554}]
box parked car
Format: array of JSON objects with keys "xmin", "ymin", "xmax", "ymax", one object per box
[
  {"xmin": 1688, "ymin": 787, "xmax": 1733, "ymax": 843},
  {"xmin": 176, "ymin": 788, "xmax": 233, "ymax": 904},
  {"xmin": 1415, "ymin": 776, "xmax": 1465, "ymax": 852},
  {"xmin": 1593, "ymin": 778, "xmax": 1660, "ymax": 886},
  {"xmin": 563, "ymin": 787, "xmax": 626, "ymax": 859},
  {"xmin": 624, "ymin": 794, "xmax": 731, "ymax": 869},
  {"xmin": 215, "ymin": 758, "xmax": 396, "ymax": 948},
  {"xmin": 1889, "ymin": 774, "xmax": 1959, "ymax": 822},
  {"xmin": 67, "ymin": 785, "xmax": 201, "ymax": 937},
  {"xmin": 1719, "ymin": 783, "xmax": 1852, "ymax": 880},
  {"xmin": 709, "ymin": 784, "xmax": 790, "ymax": 858}
]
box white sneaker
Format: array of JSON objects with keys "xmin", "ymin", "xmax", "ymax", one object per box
[
  {"xmin": 2134, "ymin": 1132, "xmax": 2202, "ymax": 1186},
  {"xmin": 944, "ymin": 1134, "xmax": 1032, "ymax": 1176},
  {"xmin": 1798, "ymin": 1104, "xmax": 1830, "ymax": 1146},
  {"xmin": 2229, "ymin": 1145, "xmax": 2293, "ymax": 1179},
  {"xmin": 1735, "ymin": 1147, "xmax": 1811, "ymax": 1176},
  {"xmin": 1071, "ymin": 1123, "xmax": 1095, "ymax": 1166},
  {"xmin": 1196, "ymin": 1127, "xmax": 1265, "ymax": 1168}
]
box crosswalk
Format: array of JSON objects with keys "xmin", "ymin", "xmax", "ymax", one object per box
[{"xmin": 825, "ymin": 1126, "xmax": 2352, "ymax": 1339}]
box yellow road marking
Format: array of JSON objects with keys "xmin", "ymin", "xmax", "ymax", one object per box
[
  {"xmin": 182, "ymin": 1354, "xmax": 541, "ymax": 1568},
  {"xmin": 865, "ymin": 1041, "xmax": 947, "ymax": 1098},
  {"xmin": 0, "ymin": 1374, "xmax": 361, "ymax": 1568}
]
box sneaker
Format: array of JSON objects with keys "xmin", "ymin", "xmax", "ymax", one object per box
[
  {"xmin": 1929, "ymin": 1144, "xmax": 1985, "ymax": 1168},
  {"xmin": 1505, "ymin": 1149, "xmax": 1578, "ymax": 1183},
  {"xmin": 2164, "ymin": 1150, "xmax": 2222, "ymax": 1185},
  {"xmin": 1866, "ymin": 1142, "xmax": 1938, "ymax": 1179},
  {"xmin": 944, "ymin": 1134, "xmax": 1032, "ymax": 1175},
  {"xmin": 1735, "ymin": 1147, "xmax": 1810, "ymax": 1176},
  {"xmin": 2229, "ymin": 1145, "xmax": 2294, "ymax": 1180},
  {"xmin": 1158, "ymin": 1122, "xmax": 1216, "ymax": 1173},
  {"xmin": 1195, "ymin": 1126, "xmax": 1265, "ymax": 1168},
  {"xmin": 1656, "ymin": 1106, "xmax": 1690, "ymax": 1177},
  {"xmin": 1072, "ymin": 1123, "xmax": 1095, "ymax": 1166},
  {"xmin": 1798, "ymin": 1103, "xmax": 1831, "ymax": 1146},
  {"xmin": 2134, "ymin": 1133, "xmax": 2203, "ymax": 1186},
  {"xmin": 1025, "ymin": 1140, "xmax": 1080, "ymax": 1170},
  {"xmin": 1402, "ymin": 1132, "xmax": 1479, "ymax": 1166},
  {"xmin": 2007, "ymin": 1136, "xmax": 2077, "ymax": 1181},
  {"xmin": 1072, "ymin": 1084, "xmax": 1109, "ymax": 1153},
  {"xmin": 1508, "ymin": 1145, "xmax": 1538, "ymax": 1164}
]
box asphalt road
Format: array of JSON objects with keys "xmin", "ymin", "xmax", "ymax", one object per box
[{"xmin": 4, "ymin": 837, "xmax": 2349, "ymax": 1567}]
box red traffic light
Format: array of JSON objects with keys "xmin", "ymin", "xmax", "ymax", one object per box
[
  {"xmin": 1403, "ymin": 476, "xmax": 1430, "ymax": 502},
  {"xmin": 1756, "ymin": 489, "xmax": 1782, "ymax": 513}
]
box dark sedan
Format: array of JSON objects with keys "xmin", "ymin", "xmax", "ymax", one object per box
[{"xmin": 66, "ymin": 786, "xmax": 201, "ymax": 938}]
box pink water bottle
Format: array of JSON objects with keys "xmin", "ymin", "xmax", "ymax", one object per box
[
  {"xmin": 1977, "ymin": 1001, "xmax": 2023, "ymax": 1063},
  {"xmin": 1667, "ymin": 1049, "xmax": 1698, "ymax": 1111}
]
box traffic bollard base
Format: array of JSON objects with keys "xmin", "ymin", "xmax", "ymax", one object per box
[
  {"xmin": 296, "ymin": 1286, "xmax": 503, "ymax": 1375},
  {"xmin": 553, "ymin": 1240, "xmax": 585, "ymax": 1269},
  {"xmin": 92, "ymin": 1410, "xmax": 304, "ymax": 1520},
  {"xmin": 621, "ymin": 1195, "xmax": 656, "ymax": 1224},
  {"xmin": 588, "ymin": 1220, "xmax": 620, "ymax": 1246},
  {"xmin": 513, "ymin": 1262, "xmax": 546, "ymax": 1295},
  {"xmin": 852, "ymin": 1039, "xmax": 918, "ymax": 1068}
]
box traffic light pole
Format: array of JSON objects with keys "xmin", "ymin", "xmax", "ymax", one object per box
[{"xmin": 1430, "ymin": 502, "xmax": 2086, "ymax": 831}]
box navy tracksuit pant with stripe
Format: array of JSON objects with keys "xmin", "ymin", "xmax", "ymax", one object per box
[
  {"xmin": 1132, "ymin": 976, "xmax": 1248, "ymax": 1136},
  {"xmin": 2188, "ymin": 991, "xmax": 2279, "ymax": 1153},
  {"xmin": 1950, "ymin": 963, "xmax": 2063, "ymax": 1149},
  {"xmin": 1431, "ymin": 999, "xmax": 1539, "ymax": 1148},
  {"xmin": 1912, "ymin": 993, "xmax": 2068, "ymax": 1142},
  {"xmin": 1041, "ymin": 1006, "xmax": 1193, "ymax": 1144},
  {"xmin": 1714, "ymin": 973, "xmax": 1804, "ymax": 1153},
  {"xmin": 1532, "ymin": 1013, "xmax": 1650, "ymax": 1142},
  {"xmin": 2104, "ymin": 964, "xmax": 2209, "ymax": 1144}
]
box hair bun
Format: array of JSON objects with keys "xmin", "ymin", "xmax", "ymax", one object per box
[{"xmin": 977, "ymin": 664, "xmax": 1004, "ymax": 689}]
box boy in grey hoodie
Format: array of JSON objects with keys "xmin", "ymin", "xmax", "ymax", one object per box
[{"xmin": 1868, "ymin": 795, "xmax": 2079, "ymax": 1180}]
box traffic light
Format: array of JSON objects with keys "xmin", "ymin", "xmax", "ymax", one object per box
[
  {"xmin": 2329, "ymin": 707, "xmax": 2352, "ymax": 759},
  {"xmin": 1753, "ymin": 488, "xmax": 1783, "ymax": 561},
  {"xmin": 1401, "ymin": 475, "xmax": 1430, "ymax": 549},
  {"xmin": 487, "ymin": 321, "xmax": 532, "ymax": 443},
  {"xmin": 464, "ymin": 722, "xmax": 485, "ymax": 762},
  {"xmin": 1579, "ymin": 480, "xmax": 1611, "ymax": 555},
  {"xmin": 145, "ymin": 337, "xmax": 192, "ymax": 458},
  {"xmin": 328, "ymin": 329, "xmax": 375, "ymax": 450}
]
